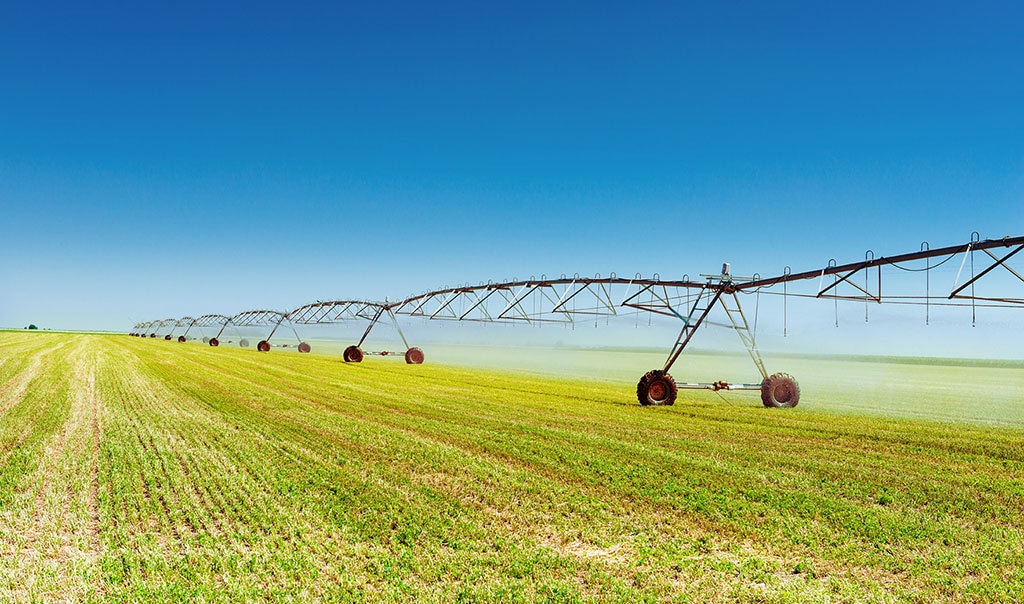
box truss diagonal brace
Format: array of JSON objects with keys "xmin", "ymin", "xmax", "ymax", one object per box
[
  {"xmin": 982, "ymin": 248, "xmax": 1024, "ymax": 284},
  {"xmin": 949, "ymin": 243, "xmax": 1024, "ymax": 298},
  {"xmin": 356, "ymin": 306, "xmax": 387, "ymax": 347},
  {"xmin": 816, "ymin": 267, "xmax": 881, "ymax": 302},
  {"xmin": 621, "ymin": 283, "xmax": 687, "ymax": 320},
  {"xmin": 663, "ymin": 286, "xmax": 726, "ymax": 373},
  {"xmin": 498, "ymin": 282, "xmax": 540, "ymax": 321},
  {"xmin": 459, "ymin": 287, "xmax": 499, "ymax": 320}
]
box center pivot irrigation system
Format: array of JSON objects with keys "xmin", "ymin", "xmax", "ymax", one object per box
[{"xmin": 131, "ymin": 234, "xmax": 1024, "ymax": 407}]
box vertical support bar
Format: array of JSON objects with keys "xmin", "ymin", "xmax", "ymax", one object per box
[
  {"xmin": 828, "ymin": 259, "xmax": 839, "ymax": 328},
  {"xmin": 864, "ymin": 250, "xmax": 874, "ymax": 323},
  {"xmin": 969, "ymin": 231, "xmax": 979, "ymax": 326},
  {"xmin": 783, "ymin": 266, "xmax": 790, "ymax": 337},
  {"xmin": 922, "ymin": 242, "xmax": 930, "ymax": 325},
  {"xmin": 877, "ymin": 264, "xmax": 882, "ymax": 305}
]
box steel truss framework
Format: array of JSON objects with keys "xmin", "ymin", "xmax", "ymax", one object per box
[
  {"xmin": 129, "ymin": 321, "xmax": 147, "ymax": 337},
  {"xmin": 206, "ymin": 310, "xmax": 310, "ymax": 353},
  {"xmin": 164, "ymin": 317, "xmax": 195, "ymax": 342},
  {"xmin": 151, "ymin": 319, "xmax": 176, "ymax": 339},
  {"xmin": 183, "ymin": 314, "xmax": 233, "ymax": 345},
  {"xmin": 287, "ymin": 300, "xmax": 424, "ymax": 364},
  {"xmin": 130, "ymin": 234, "xmax": 1024, "ymax": 407}
]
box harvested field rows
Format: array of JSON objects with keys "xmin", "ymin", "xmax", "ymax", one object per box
[{"xmin": 0, "ymin": 332, "xmax": 1021, "ymax": 602}]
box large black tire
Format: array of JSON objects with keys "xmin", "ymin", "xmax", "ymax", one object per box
[
  {"xmin": 177, "ymin": 336, "xmax": 186, "ymax": 343},
  {"xmin": 209, "ymin": 338, "xmax": 219, "ymax": 347},
  {"xmin": 257, "ymin": 340, "xmax": 271, "ymax": 352},
  {"xmin": 343, "ymin": 345, "xmax": 364, "ymax": 363},
  {"xmin": 761, "ymin": 372, "xmax": 800, "ymax": 408},
  {"xmin": 637, "ymin": 369, "xmax": 678, "ymax": 406},
  {"xmin": 298, "ymin": 342, "xmax": 311, "ymax": 353},
  {"xmin": 404, "ymin": 347, "xmax": 424, "ymax": 364}
]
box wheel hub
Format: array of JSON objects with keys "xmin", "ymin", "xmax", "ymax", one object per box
[{"xmin": 648, "ymin": 382, "xmax": 667, "ymax": 401}]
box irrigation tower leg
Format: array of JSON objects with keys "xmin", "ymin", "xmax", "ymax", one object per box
[
  {"xmin": 636, "ymin": 285, "xmax": 800, "ymax": 407},
  {"xmin": 258, "ymin": 316, "xmax": 285, "ymax": 352},
  {"xmin": 719, "ymin": 293, "xmax": 799, "ymax": 407},
  {"xmin": 343, "ymin": 307, "xmax": 423, "ymax": 364},
  {"xmin": 637, "ymin": 285, "xmax": 724, "ymax": 406}
]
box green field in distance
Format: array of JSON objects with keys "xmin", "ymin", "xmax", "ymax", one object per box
[{"xmin": 0, "ymin": 332, "xmax": 1021, "ymax": 602}]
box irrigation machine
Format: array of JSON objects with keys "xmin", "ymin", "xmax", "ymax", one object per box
[
  {"xmin": 287, "ymin": 300, "xmax": 425, "ymax": 364},
  {"xmin": 131, "ymin": 234, "xmax": 1024, "ymax": 407},
  {"xmin": 212, "ymin": 309, "xmax": 311, "ymax": 353}
]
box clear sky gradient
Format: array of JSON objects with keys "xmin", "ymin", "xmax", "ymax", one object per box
[{"xmin": 1, "ymin": 1, "xmax": 1022, "ymax": 336}]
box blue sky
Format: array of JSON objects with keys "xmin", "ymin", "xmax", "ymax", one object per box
[{"xmin": 1, "ymin": 0, "xmax": 1022, "ymax": 334}]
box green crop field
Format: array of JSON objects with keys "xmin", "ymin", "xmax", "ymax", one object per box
[{"xmin": 0, "ymin": 332, "xmax": 1021, "ymax": 602}]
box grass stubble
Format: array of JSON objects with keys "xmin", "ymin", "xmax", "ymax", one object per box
[{"xmin": 0, "ymin": 332, "xmax": 1020, "ymax": 602}]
